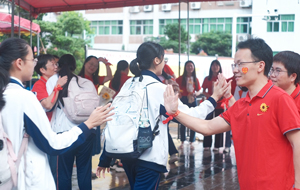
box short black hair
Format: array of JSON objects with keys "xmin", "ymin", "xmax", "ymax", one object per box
[
  {"xmin": 34, "ymin": 54, "xmax": 54, "ymax": 76},
  {"xmin": 237, "ymin": 38, "xmax": 273, "ymax": 77},
  {"xmin": 52, "ymin": 55, "xmax": 60, "ymax": 59},
  {"xmin": 273, "ymin": 51, "xmax": 300, "ymax": 85}
]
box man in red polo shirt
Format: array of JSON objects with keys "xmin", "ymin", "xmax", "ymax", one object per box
[
  {"xmin": 270, "ymin": 51, "xmax": 300, "ymax": 114},
  {"xmin": 32, "ymin": 54, "xmax": 67, "ymax": 120},
  {"xmin": 163, "ymin": 38, "xmax": 300, "ymax": 190}
]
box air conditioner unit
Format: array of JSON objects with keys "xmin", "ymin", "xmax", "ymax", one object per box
[
  {"xmin": 129, "ymin": 6, "xmax": 140, "ymax": 13},
  {"xmin": 237, "ymin": 34, "xmax": 248, "ymax": 42},
  {"xmin": 144, "ymin": 5, "xmax": 153, "ymax": 12},
  {"xmin": 162, "ymin": 4, "xmax": 172, "ymax": 12},
  {"xmin": 191, "ymin": 2, "xmax": 201, "ymax": 10},
  {"xmin": 240, "ymin": 0, "xmax": 252, "ymax": 8},
  {"xmin": 217, "ymin": 2, "xmax": 224, "ymax": 6}
]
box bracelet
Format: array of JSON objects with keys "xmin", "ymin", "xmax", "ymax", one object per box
[
  {"xmin": 220, "ymin": 95, "xmax": 233, "ymax": 109},
  {"xmin": 51, "ymin": 84, "xmax": 63, "ymax": 103},
  {"xmin": 162, "ymin": 110, "xmax": 180, "ymax": 124}
]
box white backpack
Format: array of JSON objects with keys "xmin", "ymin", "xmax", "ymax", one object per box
[
  {"xmin": 0, "ymin": 114, "xmax": 28, "ymax": 189},
  {"xmin": 104, "ymin": 76, "xmax": 160, "ymax": 160},
  {"xmin": 61, "ymin": 76, "xmax": 100, "ymax": 124}
]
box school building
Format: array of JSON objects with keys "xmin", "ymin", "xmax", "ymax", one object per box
[{"xmin": 79, "ymin": 0, "xmax": 300, "ymax": 55}]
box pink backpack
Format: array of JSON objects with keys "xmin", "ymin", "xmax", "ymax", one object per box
[
  {"xmin": 61, "ymin": 76, "xmax": 100, "ymax": 124},
  {"xmin": 0, "ymin": 114, "xmax": 28, "ymax": 189}
]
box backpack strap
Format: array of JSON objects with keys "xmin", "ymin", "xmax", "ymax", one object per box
[
  {"xmin": 3, "ymin": 129, "xmax": 29, "ymax": 187},
  {"xmin": 145, "ymin": 82, "xmax": 160, "ymax": 140}
]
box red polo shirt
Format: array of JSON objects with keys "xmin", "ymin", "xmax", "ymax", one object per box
[
  {"xmin": 291, "ymin": 84, "xmax": 300, "ymax": 115},
  {"xmin": 31, "ymin": 76, "xmax": 52, "ymax": 121},
  {"xmin": 202, "ymin": 76, "xmax": 224, "ymax": 109},
  {"xmin": 221, "ymin": 81, "xmax": 300, "ymax": 190},
  {"xmin": 109, "ymin": 73, "xmax": 131, "ymax": 98},
  {"xmin": 84, "ymin": 75, "xmax": 105, "ymax": 90},
  {"xmin": 163, "ymin": 64, "xmax": 174, "ymax": 76},
  {"xmin": 176, "ymin": 76, "xmax": 201, "ymax": 97}
]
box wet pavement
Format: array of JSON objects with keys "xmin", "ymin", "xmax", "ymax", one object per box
[{"xmin": 73, "ymin": 123, "xmax": 240, "ymax": 190}]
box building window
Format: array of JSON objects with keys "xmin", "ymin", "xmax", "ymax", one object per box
[
  {"xmin": 237, "ymin": 17, "xmax": 251, "ymax": 34},
  {"xmin": 189, "ymin": 18, "xmax": 201, "ymax": 34},
  {"xmin": 90, "ymin": 20, "xmax": 123, "ymax": 35},
  {"xmin": 267, "ymin": 16, "xmax": 280, "ymax": 32},
  {"xmin": 130, "ymin": 20, "xmax": 153, "ymax": 35},
  {"xmin": 267, "ymin": 14, "xmax": 294, "ymax": 32},
  {"xmin": 202, "ymin": 18, "xmax": 232, "ymax": 33},
  {"xmin": 281, "ymin": 14, "xmax": 294, "ymax": 32},
  {"xmin": 159, "ymin": 19, "xmax": 180, "ymax": 35}
]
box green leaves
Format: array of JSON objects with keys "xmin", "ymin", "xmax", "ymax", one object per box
[
  {"xmin": 159, "ymin": 23, "xmax": 190, "ymax": 53},
  {"xmin": 36, "ymin": 11, "xmax": 91, "ymax": 73},
  {"xmin": 191, "ymin": 31, "xmax": 232, "ymax": 56}
]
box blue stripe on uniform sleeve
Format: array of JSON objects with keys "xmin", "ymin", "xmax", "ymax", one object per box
[
  {"xmin": 24, "ymin": 113, "xmax": 91, "ymax": 156},
  {"xmin": 159, "ymin": 104, "xmax": 180, "ymax": 123}
]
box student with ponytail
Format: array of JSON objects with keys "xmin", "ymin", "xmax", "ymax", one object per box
[
  {"xmin": 96, "ymin": 41, "xmax": 228, "ymax": 189},
  {"xmin": 0, "ymin": 38, "xmax": 113, "ymax": 190},
  {"xmin": 109, "ymin": 60, "xmax": 131, "ymax": 98}
]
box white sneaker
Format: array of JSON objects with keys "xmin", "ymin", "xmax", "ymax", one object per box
[
  {"xmin": 169, "ymin": 154, "xmax": 179, "ymax": 164},
  {"xmin": 223, "ymin": 147, "xmax": 230, "ymax": 153},
  {"xmin": 213, "ymin": 148, "xmax": 219, "ymax": 152},
  {"xmin": 115, "ymin": 166, "xmax": 125, "ymax": 172}
]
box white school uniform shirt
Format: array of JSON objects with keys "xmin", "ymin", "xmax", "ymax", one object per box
[
  {"xmin": 2, "ymin": 77, "xmax": 92, "ymax": 190},
  {"xmin": 135, "ymin": 75, "xmax": 215, "ymax": 167},
  {"xmin": 46, "ymin": 74, "xmax": 78, "ymax": 133}
]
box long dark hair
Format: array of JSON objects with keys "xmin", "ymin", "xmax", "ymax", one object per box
[
  {"xmin": 181, "ymin": 60, "xmax": 199, "ymax": 91},
  {"xmin": 208, "ymin": 59, "xmax": 222, "ymax": 81},
  {"xmin": 130, "ymin": 42, "xmax": 164, "ymax": 77},
  {"xmin": 111, "ymin": 60, "xmax": 128, "ymax": 91},
  {"xmin": 0, "ymin": 38, "xmax": 29, "ymax": 110},
  {"xmin": 57, "ymin": 54, "xmax": 78, "ymax": 106},
  {"xmin": 78, "ymin": 56, "xmax": 99, "ymax": 85}
]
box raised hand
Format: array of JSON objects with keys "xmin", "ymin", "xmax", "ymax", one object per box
[
  {"xmin": 96, "ymin": 166, "xmax": 110, "ymax": 178},
  {"xmin": 56, "ymin": 76, "xmax": 68, "ymax": 87},
  {"xmin": 218, "ymin": 73, "xmax": 232, "ymax": 99},
  {"xmin": 164, "ymin": 85, "xmax": 179, "ymax": 115},
  {"xmin": 84, "ymin": 103, "xmax": 114, "ymax": 129}
]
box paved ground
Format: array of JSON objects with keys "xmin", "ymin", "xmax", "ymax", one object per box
[{"xmin": 72, "ymin": 123, "xmax": 240, "ymax": 190}]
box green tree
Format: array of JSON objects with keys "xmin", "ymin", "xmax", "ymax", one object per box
[
  {"xmin": 36, "ymin": 12, "xmax": 92, "ymax": 73},
  {"xmin": 191, "ymin": 31, "xmax": 232, "ymax": 57},
  {"xmin": 159, "ymin": 23, "xmax": 190, "ymax": 53}
]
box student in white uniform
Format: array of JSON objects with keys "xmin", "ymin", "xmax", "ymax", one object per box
[
  {"xmin": 96, "ymin": 41, "xmax": 229, "ymax": 189},
  {"xmin": 0, "ymin": 38, "xmax": 114, "ymax": 190}
]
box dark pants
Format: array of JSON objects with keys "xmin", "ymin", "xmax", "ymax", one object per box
[
  {"xmin": 57, "ymin": 134, "xmax": 95, "ymax": 190},
  {"xmin": 48, "ymin": 155, "xmax": 58, "ymax": 188},
  {"xmin": 168, "ymin": 126, "xmax": 178, "ymax": 156},
  {"xmin": 180, "ymin": 96, "xmax": 196, "ymax": 143},
  {"xmin": 122, "ymin": 162, "xmax": 160, "ymax": 190},
  {"xmin": 225, "ymin": 130, "xmax": 232, "ymax": 148},
  {"xmin": 203, "ymin": 109, "xmax": 224, "ymax": 148}
]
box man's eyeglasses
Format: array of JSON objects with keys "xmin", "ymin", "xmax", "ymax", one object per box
[
  {"xmin": 269, "ymin": 68, "xmax": 288, "ymax": 77},
  {"xmin": 231, "ymin": 60, "xmax": 260, "ymax": 71}
]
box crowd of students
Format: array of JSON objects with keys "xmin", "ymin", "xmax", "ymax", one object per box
[{"xmin": 1, "ymin": 36, "xmax": 300, "ymax": 190}]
